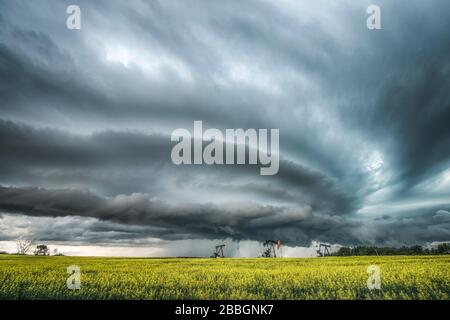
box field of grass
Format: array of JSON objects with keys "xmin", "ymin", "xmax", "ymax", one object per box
[{"xmin": 0, "ymin": 255, "xmax": 449, "ymax": 300}]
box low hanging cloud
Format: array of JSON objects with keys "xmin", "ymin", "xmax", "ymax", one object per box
[
  {"xmin": 0, "ymin": 185, "xmax": 360, "ymax": 246},
  {"xmin": 0, "ymin": 119, "xmax": 359, "ymax": 213},
  {"xmin": 1, "ymin": 184, "xmax": 449, "ymax": 247}
]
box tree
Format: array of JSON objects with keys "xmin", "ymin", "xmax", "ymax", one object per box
[
  {"xmin": 16, "ymin": 239, "xmax": 34, "ymax": 255},
  {"xmin": 34, "ymin": 245, "xmax": 50, "ymax": 256},
  {"xmin": 410, "ymin": 245, "xmax": 423, "ymax": 254},
  {"xmin": 332, "ymin": 244, "xmax": 447, "ymax": 256},
  {"xmin": 437, "ymin": 243, "xmax": 450, "ymax": 254},
  {"xmin": 335, "ymin": 247, "xmax": 352, "ymax": 256}
]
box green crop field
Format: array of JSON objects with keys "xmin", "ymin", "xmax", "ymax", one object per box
[{"xmin": 0, "ymin": 255, "xmax": 448, "ymax": 300}]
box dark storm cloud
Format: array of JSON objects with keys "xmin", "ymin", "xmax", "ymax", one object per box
[
  {"xmin": 0, "ymin": 185, "xmax": 361, "ymax": 245},
  {"xmin": 0, "ymin": 1, "xmax": 279, "ymax": 130},
  {"xmin": 0, "ymin": 119, "xmax": 357, "ymax": 214},
  {"xmin": 359, "ymin": 212, "xmax": 450, "ymax": 246},
  {"xmin": 0, "ymin": 212, "xmax": 164, "ymax": 244},
  {"xmin": 0, "ymin": 0, "xmax": 450, "ymax": 248},
  {"xmin": 319, "ymin": 0, "xmax": 450, "ymax": 196},
  {"xmin": 1, "ymin": 185, "xmax": 448, "ymax": 246},
  {"xmin": 0, "ymin": 118, "xmax": 169, "ymax": 169},
  {"xmin": 371, "ymin": 57, "xmax": 450, "ymax": 189}
]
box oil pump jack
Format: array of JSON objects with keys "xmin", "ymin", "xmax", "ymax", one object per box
[
  {"xmin": 262, "ymin": 240, "xmax": 281, "ymax": 257},
  {"xmin": 211, "ymin": 244, "xmax": 226, "ymax": 258},
  {"xmin": 316, "ymin": 243, "xmax": 331, "ymax": 257}
]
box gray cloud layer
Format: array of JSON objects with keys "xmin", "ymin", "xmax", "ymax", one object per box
[{"xmin": 1, "ymin": 0, "xmax": 450, "ymax": 249}]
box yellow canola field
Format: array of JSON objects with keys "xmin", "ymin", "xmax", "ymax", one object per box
[{"xmin": 0, "ymin": 255, "xmax": 448, "ymax": 300}]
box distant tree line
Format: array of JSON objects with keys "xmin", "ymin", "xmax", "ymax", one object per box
[
  {"xmin": 3, "ymin": 240, "xmax": 62, "ymax": 256},
  {"xmin": 333, "ymin": 243, "xmax": 450, "ymax": 256}
]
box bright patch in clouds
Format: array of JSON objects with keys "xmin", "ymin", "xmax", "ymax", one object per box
[{"xmin": 105, "ymin": 44, "xmax": 193, "ymax": 82}]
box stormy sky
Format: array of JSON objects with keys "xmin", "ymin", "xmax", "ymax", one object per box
[{"xmin": 0, "ymin": 0, "xmax": 450, "ymax": 256}]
